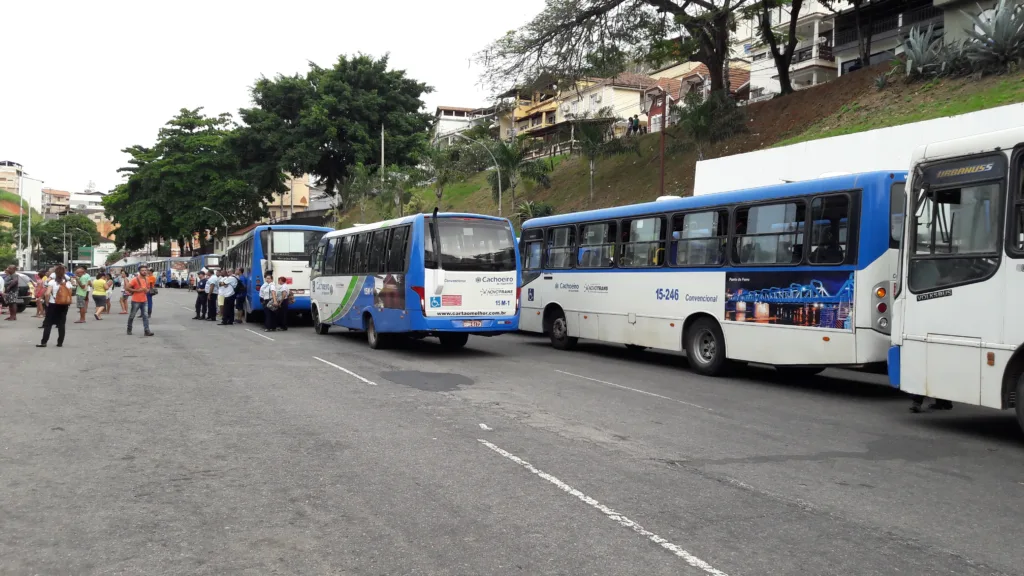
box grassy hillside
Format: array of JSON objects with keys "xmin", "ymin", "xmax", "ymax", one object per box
[{"xmin": 339, "ymin": 66, "xmax": 1024, "ymax": 227}]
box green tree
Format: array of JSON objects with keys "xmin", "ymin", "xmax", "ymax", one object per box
[
  {"xmin": 422, "ymin": 145, "xmax": 466, "ymax": 210},
  {"xmin": 478, "ymin": 0, "xmax": 750, "ymax": 97},
  {"xmin": 516, "ymin": 200, "xmax": 555, "ymax": 223},
  {"xmin": 742, "ymin": 0, "xmax": 805, "ymax": 96},
  {"xmin": 19, "ymin": 215, "xmax": 102, "ymax": 265},
  {"xmin": 487, "ymin": 138, "xmax": 552, "ymax": 220},
  {"xmin": 672, "ymin": 90, "xmax": 747, "ymax": 160},
  {"xmin": 105, "ymin": 250, "xmax": 124, "ymax": 265},
  {"xmin": 238, "ymin": 54, "xmax": 433, "ymax": 195},
  {"xmin": 105, "ymin": 108, "xmax": 282, "ymax": 252}
]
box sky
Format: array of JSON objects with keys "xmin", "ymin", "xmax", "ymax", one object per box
[{"xmin": 0, "ymin": 0, "xmax": 545, "ymax": 194}]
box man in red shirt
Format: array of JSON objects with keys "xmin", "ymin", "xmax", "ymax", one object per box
[{"xmin": 126, "ymin": 266, "xmax": 154, "ymax": 337}]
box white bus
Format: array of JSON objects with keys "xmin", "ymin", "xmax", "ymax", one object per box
[
  {"xmin": 519, "ymin": 171, "xmax": 907, "ymax": 376},
  {"xmin": 889, "ymin": 126, "xmax": 1024, "ymax": 431}
]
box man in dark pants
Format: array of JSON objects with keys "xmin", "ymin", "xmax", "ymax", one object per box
[
  {"xmin": 218, "ymin": 270, "xmax": 238, "ymax": 326},
  {"xmin": 193, "ymin": 270, "xmax": 208, "ymax": 319},
  {"xmin": 205, "ymin": 269, "xmax": 218, "ymax": 321}
]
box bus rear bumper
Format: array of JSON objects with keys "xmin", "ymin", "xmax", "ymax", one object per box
[
  {"xmin": 413, "ymin": 315, "xmax": 519, "ymax": 335},
  {"xmin": 887, "ymin": 346, "xmax": 900, "ymax": 389}
]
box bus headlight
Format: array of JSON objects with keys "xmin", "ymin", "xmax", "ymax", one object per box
[{"xmin": 878, "ymin": 317, "xmax": 888, "ymax": 329}]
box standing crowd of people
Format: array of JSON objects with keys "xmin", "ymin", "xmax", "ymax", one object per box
[{"xmin": 192, "ymin": 268, "xmax": 292, "ymax": 332}]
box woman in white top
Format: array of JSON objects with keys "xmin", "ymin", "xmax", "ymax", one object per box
[
  {"xmin": 272, "ymin": 276, "xmax": 291, "ymax": 331},
  {"xmin": 258, "ymin": 272, "xmax": 276, "ymax": 332},
  {"xmin": 38, "ymin": 264, "xmax": 76, "ymax": 348}
]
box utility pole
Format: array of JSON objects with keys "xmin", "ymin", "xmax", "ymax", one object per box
[
  {"xmin": 659, "ymin": 90, "xmax": 668, "ymax": 196},
  {"xmin": 289, "ymin": 176, "xmax": 294, "ymax": 222}
]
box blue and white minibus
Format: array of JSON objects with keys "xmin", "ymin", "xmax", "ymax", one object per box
[
  {"xmin": 223, "ymin": 224, "xmax": 332, "ymax": 319},
  {"xmin": 519, "ymin": 171, "xmax": 907, "ymax": 376},
  {"xmin": 309, "ymin": 212, "xmax": 520, "ymax": 349},
  {"xmin": 187, "ymin": 253, "xmax": 221, "ymax": 288}
]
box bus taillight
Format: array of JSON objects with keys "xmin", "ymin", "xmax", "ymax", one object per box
[
  {"xmin": 411, "ymin": 286, "xmax": 425, "ymax": 311},
  {"xmin": 516, "ymin": 287, "xmax": 521, "ymax": 313}
]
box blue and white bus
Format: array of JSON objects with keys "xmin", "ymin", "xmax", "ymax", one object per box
[
  {"xmin": 223, "ymin": 224, "xmax": 332, "ymax": 319},
  {"xmin": 519, "ymin": 171, "xmax": 907, "ymax": 376},
  {"xmin": 309, "ymin": 212, "xmax": 520, "ymax": 349},
  {"xmin": 148, "ymin": 257, "xmax": 190, "ymax": 287},
  {"xmin": 187, "ymin": 253, "xmax": 221, "ymax": 289}
]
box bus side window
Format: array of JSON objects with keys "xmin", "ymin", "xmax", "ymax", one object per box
[
  {"xmin": 323, "ymin": 238, "xmax": 339, "ymax": 276},
  {"xmin": 546, "ymin": 226, "xmax": 575, "ymax": 269},
  {"xmin": 733, "ymin": 201, "xmax": 806, "ymax": 265},
  {"xmin": 338, "ymin": 235, "xmax": 354, "ymax": 275},
  {"xmin": 621, "ymin": 216, "xmax": 665, "ymax": 267},
  {"xmin": 351, "ymin": 234, "xmax": 366, "ymax": 274},
  {"xmin": 368, "ymin": 230, "xmax": 388, "ymax": 273},
  {"xmin": 388, "ymin": 226, "xmax": 410, "ymax": 273},
  {"xmin": 810, "ymin": 195, "xmax": 850, "ymax": 265}
]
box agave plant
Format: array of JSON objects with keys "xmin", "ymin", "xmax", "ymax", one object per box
[
  {"xmin": 937, "ymin": 39, "xmax": 973, "ymax": 77},
  {"xmin": 964, "ymin": 0, "xmax": 1024, "ymax": 74},
  {"xmin": 904, "ymin": 24, "xmax": 943, "ymax": 80}
]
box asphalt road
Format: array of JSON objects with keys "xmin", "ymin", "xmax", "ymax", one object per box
[{"xmin": 2, "ymin": 290, "xmax": 1022, "ymax": 576}]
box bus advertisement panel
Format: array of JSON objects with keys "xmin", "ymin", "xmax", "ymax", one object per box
[
  {"xmin": 309, "ymin": 213, "xmax": 519, "ymax": 350},
  {"xmin": 519, "ymin": 171, "xmax": 906, "ymax": 376}
]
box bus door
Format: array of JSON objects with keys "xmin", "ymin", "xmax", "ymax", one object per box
[
  {"xmin": 519, "ymin": 229, "xmax": 546, "ymax": 330},
  {"xmin": 895, "ymin": 153, "xmax": 1009, "ymax": 405}
]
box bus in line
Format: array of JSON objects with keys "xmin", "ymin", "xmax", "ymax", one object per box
[
  {"xmin": 309, "ymin": 212, "xmax": 519, "ymax": 349},
  {"xmin": 187, "ymin": 253, "xmax": 222, "ymax": 288},
  {"xmin": 519, "ymin": 171, "xmax": 906, "ymax": 376},
  {"xmin": 223, "ymin": 224, "xmax": 332, "ymax": 320},
  {"xmin": 889, "ymin": 126, "xmax": 1024, "ymax": 432},
  {"xmin": 148, "ymin": 257, "xmax": 190, "ymax": 287}
]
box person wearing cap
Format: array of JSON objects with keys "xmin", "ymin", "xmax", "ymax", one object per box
[{"xmin": 193, "ymin": 270, "xmax": 209, "ymax": 319}]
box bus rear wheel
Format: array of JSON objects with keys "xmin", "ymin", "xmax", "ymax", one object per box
[
  {"xmin": 1016, "ymin": 372, "xmax": 1024, "ymax": 435},
  {"xmin": 366, "ymin": 316, "xmax": 386, "ymax": 349},
  {"xmin": 439, "ymin": 333, "xmax": 469, "ymax": 350},
  {"xmin": 550, "ymin": 312, "xmax": 578, "ymax": 350},
  {"xmin": 686, "ymin": 318, "xmax": 726, "ymax": 376},
  {"xmin": 313, "ymin": 307, "xmax": 330, "ymax": 335}
]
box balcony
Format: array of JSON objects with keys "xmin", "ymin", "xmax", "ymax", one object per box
[
  {"xmin": 834, "ymin": 4, "xmax": 943, "ymax": 48},
  {"xmin": 792, "ymin": 43, "xmax": 835, "ymax": 69}
]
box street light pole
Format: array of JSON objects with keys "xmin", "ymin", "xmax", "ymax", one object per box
[
  {"xmin": 452, "ymin": 133, "xmax": 502, "ymax": 217},
  {"xmin": 202, "ymin": 207, "xmax": 228, "ymax": 253}
]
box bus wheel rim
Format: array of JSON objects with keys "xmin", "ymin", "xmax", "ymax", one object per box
[
  {"xmin": 553, "ymin": 317, "xmax": 566, "ymax": 340},
  {"xmin": 696, "ymin": 329, "xmax": 716, "ymax": 363}
]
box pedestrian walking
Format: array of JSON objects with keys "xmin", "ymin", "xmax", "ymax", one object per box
[
  {"xmin": 206, "ymin": 269, "xmax": 219, "ymax": 321},
  {"xmin": 37, "ymin": 265, "xmax": 74, "ymax": 348},
  {"xmin": 3, "ymin": 265, "xmax": 20, "ymax": 321},
  {"xmin": 34, "ymin": 269, "xmax": 49, "ymax": 318},
  {"xmin": 146, "ymin": 272, "xmax": 156, "ymax": 317},
  {"xmin": 91, "ymin": 272, "xmax": 110, "ymax": 320},
  {"xmin": 259, "ymin": 272, "xmax": 276, "ymax": 331},
  {"xmin": 273, "ymin": 276, "xmax": 292, "ymax": 331},
  {"xmin": 218, "ymin": 269, "xmax": 238, "ymax": 325},
  {"xmin": 73, "ymin": 267, "xmax": 91, "ymax": 324},
  {"xmin": 118, "ymin": 271, "xmax": 130, "ymax": 314},
  {"xmin": 234, "ymin": 268, "xmax": 247, "ymax": 324},
  {"xmin": 193, "ymin": 270, "xmax": 209, "ymax": 319},
  {"xmin": 126, "ymin": 265, "xmax": 154, "ymax": 337}
]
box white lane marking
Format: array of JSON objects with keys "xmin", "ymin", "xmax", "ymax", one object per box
[
  {"xmin": 245, "ymin": 328, "xmax": 275, "ymax": 341},
  {"xmin": 478, "ymin": 439, "xmax": 728, "ymax": 575},
  {"xmin": 479, "ymin": 423, "xmax": 493, "ymax": 431},
  {"xmin": 312, "ymin": 356, "xmax": 377, "ymax": 386},
  {"xmin": 180, "ymin": 306, "xmax": 193, "ymax": 311},
  {"xmin": 554, "ymin": 370, "xmax": 711, "ymax": 411}
]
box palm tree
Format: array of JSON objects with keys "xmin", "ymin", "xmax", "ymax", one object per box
[
  {"xmin": 570, "ymin": 107, "xmax": 638, "ymax": 202},
  {"xmin": 422, "ymin": 145, "xmax": 466, "ymax": 210},
  {"xmin": 515, "ymin": 200, "xmax": 555, "ymax": 223},
  {"xmin": 487, "ymin": 137, "xmax": 551, "ymax": 220}
]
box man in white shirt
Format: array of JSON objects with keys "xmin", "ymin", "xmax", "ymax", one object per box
[
  {"xmin": 258, "ymin": 272, "xmax": 275, "ymax": 331},
  {"xmin": 205, "ymin": 269, "xmax": 219, "ymax": 321},
  {"xmin": 218, "ymin": 270, "xmax": 238, "ymax": 325}
]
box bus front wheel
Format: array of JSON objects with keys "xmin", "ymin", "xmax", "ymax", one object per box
[
  {"xmin": 550, "ymin": 312, "xmax": 578, "ymax": 350},
  {"xmin": 439, "ymin": 333, "xmax": 469, "ymax": 350},
  {"xmin": 366, "ymin": 316, "xmax": 386, "ymax": 349},
  {"xmin": 313, "ymin": 307, "xmax": 330, "ymax": 335},
  {"xmin": 686, "ymin": 318, "xmax": 726, "ymax": 376}
]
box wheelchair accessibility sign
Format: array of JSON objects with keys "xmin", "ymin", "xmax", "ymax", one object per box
[{"xmin": 430, "ymin": 296, "xmax": 441, "ymax": 308}]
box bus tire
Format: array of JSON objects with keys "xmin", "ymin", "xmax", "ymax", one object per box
[
  {"xmin": 439, "ymin": 333, "xmax": 469, "ymax": 350},
  {"xmin": 775, "ymin": 366, "xmax": 825, "ymax": 379},
  {"xmin": 1015, "ymin": 372, "xmax": 1024, "ymax": 435},
  {"xmin": 686, "ymin": 317, "xmax": 726, "ymax": 376},
  {"xmin": 549, "ymin": 310, "xmax": 578, "ymax": 350},
  {"xmin": 366, "ymin": 315, "xmax": 386, "ymax": 350},
  {"xmin": 312, "ymin": 307, "xmax": 330, "ymax": 335}
]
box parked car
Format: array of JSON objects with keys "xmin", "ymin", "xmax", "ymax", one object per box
[{"xmin": 1, "ymin": 272, "xmax": 35, "ymax": 313}]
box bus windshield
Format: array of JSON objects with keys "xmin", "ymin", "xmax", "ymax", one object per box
[
  {"xmin": 260, "ymin": 230, "xmax": 326, "ymax": 261},
  {"xmin": 425, "ymin": 218, "xmax": 516, "ymax": 271}
]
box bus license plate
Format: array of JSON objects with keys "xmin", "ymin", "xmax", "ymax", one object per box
[
  {"xmin": 462, "ymin": 320, "xmax": 482, "ymax": 328},
  {"xmin": 291, "ymin": 289, "xmax": 306, "ymax": 295}
]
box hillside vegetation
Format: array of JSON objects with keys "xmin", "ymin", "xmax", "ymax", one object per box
[{"xmin": 339, "ymin": 65, "xmax": 1024, "ymax": 227}]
